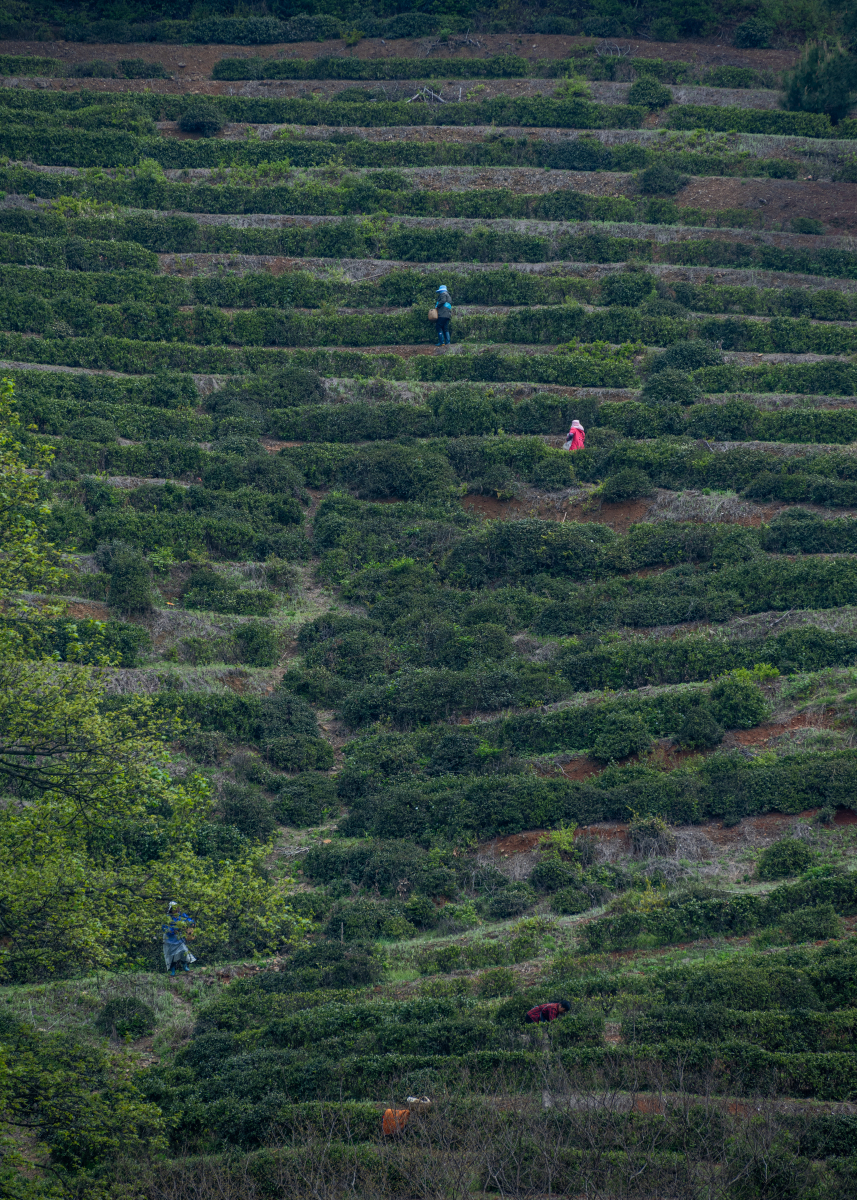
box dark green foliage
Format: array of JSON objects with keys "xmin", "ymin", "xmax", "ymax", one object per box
[
  {"xmin": 303, "ymin": 840, "xmax": 456, "ymax": 899},
  {"xmin": 638, "ymin": 163, "xmax": 689, "ymax": 195},
  {"xmin": 178, "ymin": 99, "xmax": 225, "ymax": 137},
  {"xmin": 67, "ymin": 59, "xmax": 115, "ymax": 78},
  {"xmin": 485, "ymin": 882, "xmax": 536, "ymax": 919},
  {"xmin": 648, "ymin": 340, "xmax": 723, "ymax": 373},
  {"xmin": 758, "ymin": 838, "xmax": 815, "ymax": 881},
  {"xmin": 235, "ymin": 620, "xmax": 279, "ymax": 668},
  {"xmin": 701, "ymin": 66, "xmax": 776, "ymax": 88},
  {"xmin": 627, "ymin": 78, "xmax": 673, "ymax": 108},
  {"xmin": 550, "ymin": 886, "xmax": 592, "ymax": 914},
  {"xmin": 0, "ymin": 616, "xmax": 149, "ymax": 667},
  {"xmin": 215, "ymin": 783, "xmax": 277, "ymax": 843},
  {"xmin": 600, "ymin": 271, "xmax": 656, "ymax": 307},
  {"xmin": 590, "ymin": 712, "xmax": 652, "ymax": 763},
  {"xmin": 733, "ymin": 17, "xmax": 773, "ymax": 48},
  {"xmin": 98, "ymin": 543, "xmax": 153, "ymax": 616},
  {"xmin": 709, "ymin": 675, "xmax": 769, "ymax": 729},
  {"xmin": 779, "ymin": 903, "xmax": 841, "ymax": 943},
  {"xmin": 530, "ymin": 856, "xmax": 579, "ymax": 893},
  {"xmin": 118, "ymin": 60, "xmax": 171, "ymax": 80},
  {"xmin": 600, "ymin": 469, "xmax": 654, "ymax": 503},
  {"xmin": 94, "ymin": 996, "xmax": 155, "ymax": 1040},
  {"xmin": 792, "ymin": 217, "xmax": 825, "ymax": 234},
  {"xmin": 640, "ymin": 369, "xmax": 702, "ymax": 406},
  {"xmin": 784, "ymin": 41, "xmax": 857, "ymax": 124},
  {"xmin": 214, "ymin": 54, "xmax": 532, "ymax": 82},
  {"xmin": 476, "ymin": 967, "xmax": 518, "ymax": 997},
  {"xmin": 677, "ymin": 706, "xmax": 724, "ymax": 750},
  {"xmin": 180, "ymin": 568, "xmax": 277, "ymax": 617},
  {"xmin": 270, "ymin": 773, "xmax": 335, "ymax": 827}
]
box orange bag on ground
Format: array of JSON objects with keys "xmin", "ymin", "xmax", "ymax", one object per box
[{"xmin": 382, "ymin": 1108, "xmax": 411, "ymax": 1136}]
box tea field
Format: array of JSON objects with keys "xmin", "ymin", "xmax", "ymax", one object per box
[{"xmin": 5, "ymin": 18, "xmax": 857, "ymax": 1200}]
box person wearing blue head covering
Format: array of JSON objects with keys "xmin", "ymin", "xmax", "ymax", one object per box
[
  {"xmin": 433, "ymin": 285, "xmax": 452, "ymax": 345},
  {"xmin": 162, "ymin": 901, "xmax": 197, "ymax": 976}
]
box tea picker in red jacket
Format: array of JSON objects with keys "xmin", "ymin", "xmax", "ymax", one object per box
[
  {"xmin": 564, "ymin": 420, "xmax": 585, "ymax": 451},
  {"xmin": 526, "ymin": 1000, "xmax": 571, "ymax": 1023}
]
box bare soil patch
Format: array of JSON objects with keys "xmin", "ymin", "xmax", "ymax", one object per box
[
  {"xmin": 679, "ymin": 177, "xmax": 857, "ymax": 235},
  {"xmin": 65, "ymin": 600, "xmax": 110, "ymax": 619},
  {"xmin": 565, "ymin": 495, "xmax": 656, "ymax": 533}
]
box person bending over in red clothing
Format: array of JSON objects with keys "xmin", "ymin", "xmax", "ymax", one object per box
[
  {"xmin": 564, "ymin": 420, "xmax": 585, "ymax": 451},
  {"xmin": 526, "ymin": 1000, "xmax": 571, "ymax": 1023}
]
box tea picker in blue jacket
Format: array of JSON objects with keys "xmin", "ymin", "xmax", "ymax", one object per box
[
  {"xmin": 162, "ymin": 901, "xmax": 197, "ymax": 976},
  {"xmin": 434, "ymin": 285, "xmax": 452, "ymax": 345}
]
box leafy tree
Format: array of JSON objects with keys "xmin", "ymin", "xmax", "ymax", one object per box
[
  {"xmin": 0, "ymin": 377, "xmax": 65, "ymax": 611},
  {"xmin": 783, "ymin": 40, "xmax": 857, "ymax": 124},
  {"xmin": 0, "ymin": 376, "xmax": 309, "ymax": 980},
  {"xmin": 0, "ymin": 1012, "xmax": 164, "ymax": 1177},
  {"xmin": 0, "ymin": 659, "xmax": 306, "ymax": 980}
]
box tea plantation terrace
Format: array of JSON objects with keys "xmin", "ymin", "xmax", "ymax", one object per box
[{"xmin": 6, "ymin": 25, "xmax": 857, "ymax": 1198}]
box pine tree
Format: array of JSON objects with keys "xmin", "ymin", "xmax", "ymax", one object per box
[{"xmin": 784, "ymin": 40, "xmax": 857, "ymax": 124}]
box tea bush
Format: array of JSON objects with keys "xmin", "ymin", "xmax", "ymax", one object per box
[
  {"xmin": 758, "ymin": 837, "xmax": 815, "ymax": 880},
  {"xmin": 94, "ymin": 996, "xmax": 156, "ymax": 1040}
]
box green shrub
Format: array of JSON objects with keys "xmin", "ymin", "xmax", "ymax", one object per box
[
  {"xmin": 94, "ymin": 995, "xmax": 155, "ymax": 1039},
  {"xmin": 590, "ymin": 712, "xmax": 652, "ymax": 763},
  {"xmin": 476, "ymin": 967, "xmax": 518, "ymax": 997},
  {"xmin": 266, "ymin": 735, "xmax": 333, "ymax": 772},
  {"xmin": 100, "ymin": 544, "xmax": 153, "ymax": 616},
  {"xmin": 649, "ymin": 340, "xmax": 723, "ymax": 373},
  {"xmin": 67, "ymin": 59, "xmax": 116, "ymax": 78},
  {"xmin": 530, "ymin": 857, "xmax": 578, "ymax": 893},
  {"xmin": 235, "ymin": 620, "xmax": 279, "ymax": 667},
  {"xmin": 550, "ymin": 1006, "xmax": 604, "ymax": 1044},
  {"xmin": 733, "ymin": 17, "xmax": 773, "ymax": 48},
  {"xmin": 640, "ymin": 369, "xmax": 702, "ymax": 406},
  {"xmin": 550, "ymin": 886, "xmax": 592, "ymax": 915},
  {"xmin": 757, "ymin": 837, "xmax": 814, "ymax": 880},
  {"xmin": 271, "ymin": 773, "xmax": 335, "ymax": 827},
  {"xmin": 638, "ymin": 163, "xmax": 689, "ymax": 195},
  {"xmin": 216, "ymin": 783, "xmax": 277, "ymax": 842},
  {"xmin": 403, "ymin": 894, "xmax": 439, "ymax": 929},
  {"xmin": 118, "ymin": 59, "xmax": 171, "ymax": 79},
  {"xmin": 600, "ymin": 271, "xmax": 656, "ymax": 306},
  {"xmin": 179, "ymin": 99, "xmax": 225, "ymax": 137},
  {"xmin": 485, "ymin": 882, "xmax": 536, "ymax": 919},
  {"xmin": 627, "ymin": 78, "xmax": 673, "ymax": 108},
  {"xmin": 792, "ymin": 217, "xmax": 825, "ymax": 234},
  {"xmin": 677, "ymin": 706, "xmax": 724, "ymax": 750},
  {"xmin": 601, "ymin": 469, "xmax": 654, "ymax": 503},
  {"xmin": 779, "ymin": 903, "xmax": 841, "ymax": 943},
  {"xmin": 709, "ymin": 674, "xmax": 769, "ymax": 728}
]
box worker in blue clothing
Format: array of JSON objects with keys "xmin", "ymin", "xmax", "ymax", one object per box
[
  {"xmin": 434, "ymin": 285, "xmax": 452, "ymax": 345},
  {"xmin": 162, "ymin": 901, "xmax": 197, "ymax": 976}
]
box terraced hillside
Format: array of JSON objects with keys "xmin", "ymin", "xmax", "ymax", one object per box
[{"xmin": 6, "ymin": 28, "xmax": 857, "ymax": 1200}]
